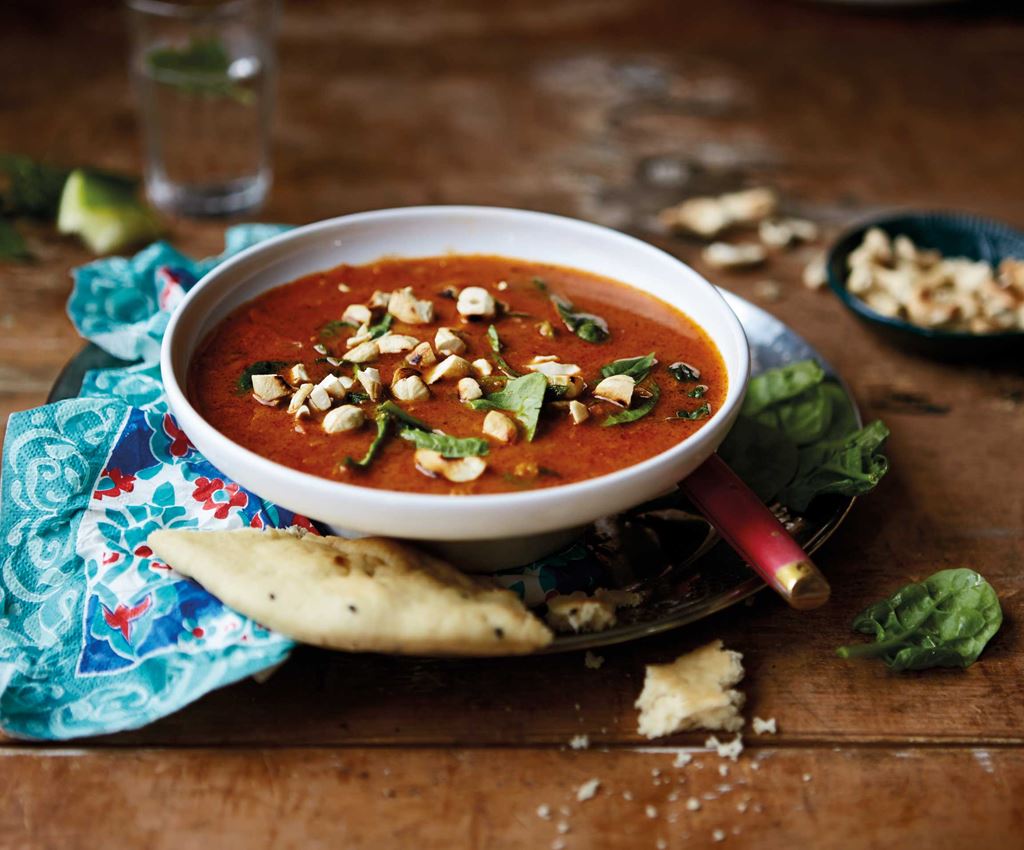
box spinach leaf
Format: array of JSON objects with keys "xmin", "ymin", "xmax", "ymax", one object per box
[
  {"xmin": 468, "ymin": 372, "xmax": 548, "ymax": 441},
  {"xmin": 688, "ymin": 384, "xmax": 708, "ymax": 399},
  {"xmin": 755, "ymin": 384, "xmax": 834, "ymax": 446},
  {"xmin": 819, "ymin": 383, "xmax": 859, "ymax": 442},
  {"xmin": 368, "ymin": 313, "xmax": 393, "ymax": 338},
  {"xmin": 668, "ymin": 362, "xmax": 701, "ymax": 383},
  {"xmin": 778, "ymin": 420, "xmax": 890, "ymax": 511},
  {"xmin": 603, "ymin": 382, "xmax": 661, "ymax": 426},
  {"xmin": 318, "ymin": 319, "xmax": 355, "ymax": 341},
  {"xmin": 552, "ymin": 294, "xmax": 610, "ymax": 343},
  {"xmin": 398, "ymin": 426, "xmax": 489, "ymax": 458},
  {"xmin": 236, "ymin": 360, "xmax": 287, "ymax": 394},
  {"xmin": 378, "ymin": 400, "xmax": 430, "ymax": 430},
  {"xmin": 532, "ymin": 276, "xmax": 549, "ymax": 293},
  {"xmin": 717, "ymin": 416, "xmax": 799, "ymax": 502},
  {"xmin": 836, "ymin": 569, "xmax": 1002, "ymax": 671},
  {"xmin": 742, "ymin": 360, "xmax": 825, "ymax": 415},
  {"xmin": 486, "ymin": 324, "xmax": 520, "ymax": 377},
  {"xmin": 600, "ymin": 352, "xmax": 656, "ymax": 382},
  {"xmin": 0, "ymin": 154, "xmax": 71, "ymax": 218},
  {"xmin": 671, "ymin": 402, "xmax": 711, "ymax": 421},
  {"xmin": 345, "ymin": 408, "xmax": 392, "ymax": 470},
  {"xmin": 0, "ymin": 217, "xmax": 30, "ymax": 261},
  {"xmin": 347, "ymin": 391, "xmax": 371, "ymax": 403}
]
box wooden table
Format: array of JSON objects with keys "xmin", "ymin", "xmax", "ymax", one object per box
[{"xmin": 2, "ymin": 1, "xmax": 1022, "ymax": 847}]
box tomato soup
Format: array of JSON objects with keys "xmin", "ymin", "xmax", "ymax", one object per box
[{"xmin": 189, "ymin": 255, "xmax": 727, "ymax": 494}]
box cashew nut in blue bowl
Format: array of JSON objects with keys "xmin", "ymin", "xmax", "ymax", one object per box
[{"xmin": 827, "ymin": 212, "xmax": 1024, "ymax": 359}]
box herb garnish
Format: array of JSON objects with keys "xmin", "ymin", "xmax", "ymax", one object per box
[
  {"xmin": 600, "ymin": 352, "xmax": 656, "ymax": 382},
  {"xmin": 836, "ymin": 568, "xmax": 1002, "ymax": 671},
  {"xmin": 532, "ymin": 277, "xmax": 549, "ymax": 293},
  {"xmin": 671, "ymin": 402, "xmax": 711, "ymax": 421},
  {"xmin": 486, "ymin": 324, "xmax": 521, "ymax": 377},
  {"xmin": 688, "ymin": 384, "xmax": 708, "ymax": 399},
  {"xmin": 378, "ymin": 400, "xmax": 430, "ymax": 430},
  {"xmin": 603, "ymin": 382, "xmax": 661, "ymax": 426},
  {"xmin": 236, "ymin": 360, "xmax": 287, "ymax": 394},
  {"xmin": 551, "ymin": 294, "xmax": 610, "ymax": 343},
  {"xmin": 398, "ymin": 427, "xmax": 489, "ymax": 458},
  {"xmin": 468, "ymin": 372, "xmax": 548, "ymax": 441},
  {"xmin": 345, "ymin": 408, "xmax": 392, "ymax": 469},
  {"xmin": 318, "ymin": 319, "xmax": 355, "ymax": 341},
  {"xmin": 367, "ymin": 313, "xmax": 393, "ymax": 338}
]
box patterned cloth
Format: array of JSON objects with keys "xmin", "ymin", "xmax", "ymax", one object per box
[{"xmin": 0, "ymin": 226, "xmax": 602, "ymax": 740}]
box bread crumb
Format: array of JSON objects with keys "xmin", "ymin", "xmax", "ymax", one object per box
[
  {"xmin": 635, "ymin": 641, "xmax": 745, "ymax": 738},
  {"xmin": 713, "ymin": 828, "xmax": 726, "ymax": 842},
  {"xmin": 751, "ymin": 716, "xmax": 777, "ymax": 735},
  {"xmin": 557, "ymin": 821, "xmax": 571, "ymax": 834},
  {"xmin": 645, "ymin": 805, "xmax": 659, "ymax": 819},
  {"xmin": 584, "ymin": 650, "xmax": 605, "ymax": 670},
  {"xmin": 686, "ymin": 796, "xmax": 701, "ymax": 811},
  {"xmin": 547, "ymin": 589, "xmax": 640, "ymax": 633},
  {"xmin": 718, "ymin": 764, "xmax": 729, "ymax": 777},
  {"xmin": 753, "ymin": 279, "xmax": 783, "ymax": 303},
  {"xmin": 706, "ymin": 734, "xmax": 744, "ymax": 761},
  {"xmin": 569, "ymin": 734, "xmax": 590, "ymax": 750},
  {"xmin": 576, "ymin": 778, "xmax": 601, "ymax": 802},
  {"xmin": 673, "ymin": 752, "xmax": 693, "ymax": 768},
  {"xmin": 737, "ymin": 801, "xmax": 748, "ymax": 814},
  {"xmin": 537, "ymin": 804, "xmax": 552, "ymax": 820},
  {"xmin": 622, "ymin": 790, "xmax": 634, "ymax": 801},
  {"xmin": 552, "ymin": 838, "xmax": 566, "ymax": 850},
  {"xmin": 802, "ymin": 773, "xmax": 812, "ymax": 783}
]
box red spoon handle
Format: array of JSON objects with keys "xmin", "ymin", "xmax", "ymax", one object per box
[{"xmin": 680, "ymin": 453, "xmax": 831, "ymax": 610}]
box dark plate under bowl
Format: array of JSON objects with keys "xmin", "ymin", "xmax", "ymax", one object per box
[{"xmin": 827, "ymin": 211, "xmax": 1024, "ymax": 359}]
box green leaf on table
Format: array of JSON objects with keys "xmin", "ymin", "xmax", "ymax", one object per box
[
  {"xmin": 600, "ymin": 352, "xmax": 656, "ymax": 382},
  {"xmin": 486, "ymin": 324, "xmax": 520, "ymax": 377},
  {"xmin": 235, "ymin": 360, "xmax": 287, "ymax": 394},
  {"xmin": 398, "ymin": 426, "xmax": 489, "ymax": 458},
  {"xmin": 717, "ymin": 415, "xmax": 800, "ymax": 503},
  {"xmin": 742, "ymin": 359, "xmax": 826, "ymax": 416},
  {"xmin": 754, "ymin": 384, "xmax": 834, "ymax": 446},
  {"xmin": 345, "ymin": 408, "xmax": 392, "ymax": 470},
  {"xmin": 603, "ymin": 381, "xmax": 661, "ymax": 426},
  {"xmin": 0, "ymin": 154, "xmax": 71, "ymax": 218},
  {"xmin": 778, "ymin": 419, "xmax": 890, "ymax": 512},
  {"xmin": 146, "ymin": 37, "xmax": 253, "ymax": 104},
  {"xmin": 552, "ymin": 294, "xmax": 609, "ymax": 343},
  {"xmin": 468, "ymin": 372, "xmax": 548, "ymax": 441},
  {"xmin": 0, "ymin": 217, "xmax": 30, "ymax": 261},
  {"xmin": 836, "ymin": 568, "xmax": 1002, "ymax": 671}
]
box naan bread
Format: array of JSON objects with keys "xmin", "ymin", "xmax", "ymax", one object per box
[{"xmin": 148, "ymin": 529, "xmax": 553, "ymax": 655}]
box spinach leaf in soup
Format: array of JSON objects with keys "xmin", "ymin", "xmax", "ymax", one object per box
[
  {"xmin": 551, "ymin": 294, "xmax": 610, "ymax": 343},
  {"xmin": 397, "ymin": 426, "xmax": 489, "ymax": 458},
  {"xmin": 318, "ymin": 319, "xmax": 354, "ymax": 341},
  {"xmin": 778, "ymin": 419, "xmax": 890, "ymax": 512},
  {"xmin": 377, "ymin": 400, "xmax": 430, "ymax": 430},
  {"xmin": 486, "ymin": 325, "xmax": 520, "ymax": 377},
  {"xmin": 603, "ymin": 382, "xmax": 661, "ymax": 426},
  {"xmin": 668, "ymin": 362, "xmax": 701, "ymax": 383},
  {"xmin": 600, "ymin": 352, "xmax": 656, "ymax": 382},
  {"xmin": 742, "ymin": 360, "xmax": 825, "ymax": 416},
  {"xmin": 344, "ymin": 407, "xmax": 392, "ymax": 470},
  {"xmin": 236, "ymin": 360, "xmax": 288, "ymax": 394},
  {"xmin": 836, "ymin": 569, "xmax": 1002, "ymax": 671},
  {"xmin": 368, "ymin": 313, "xmax": 393, "ymax": 339},
  {"xmin": 671, "ymin": 402, "xmax": 711, "ymax": 421},
  {"xmin": 468, "ymin": 372, "xmax": 548, "ymax": 441}
]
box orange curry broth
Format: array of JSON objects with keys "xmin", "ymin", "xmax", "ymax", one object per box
[{"xmin": 189, "ymin": 255, "xmax": 728, "ymax": 495}]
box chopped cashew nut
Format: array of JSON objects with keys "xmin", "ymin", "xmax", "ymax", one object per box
[
  {"xmin": 322, "ymin": 405, "xmax": 365, "ymax": 434},
  {"xmin": 414, "ymin": 449, "xmax": 487, "ymax": 482},
  {"xmin": 308, "ymin": 385, "xmax": 332, "ymax": 412},
  {"xmin": 482, "ymin": 410, "xmax": 517, "ymax": 443},
  {"xmin": 425, "ymin": 355, "xmax": 472, "ymax": 385},
  {"xmin": 803, "ymin": 253, "xmax": 828, "ymax": 290},
  {"xmin": 284, "ymin": 364, "xmax": 310, "ymax": 387},
  {"xmin": 702, "ymin": 242, "xmax": 766, "ymax": 269},
  {"xmin": 548, "ymin": 375, "xmax": 586, "ymax": 399},
  {"xmin": 293, "ymin": 404, "xmax": 310, "ymax": 420},
  {"xmin": 342, "ymin": 304, "xmax": 373, "ymax": 326},
  {"xmin": 251, "ymin": 374, "xmax": 289, "ymax": 404},
  {"xmin": 458, "ymin": 377, "xmax": 483, "ymax": 402},
  {"xmin": 345, "ymin": 326, "xmax": 372, "ymax": 348},
  {"xmin": 377, "ymin": 333, "xmax": 420, "ymax": 354},
  {"xmin": 594, "ymin": 374, "xmax": 635, "ymax": 407},
  {"xmin": 342, "ymin": 340, "xmax": 380, "ymax": 363},
  {"xmin": 405, "ymin": 341, "xmax": 437, "ymax": 369},
  {"xmin": 369, "ymin": 290, "xmax": 391, "ymax": 309},
  {"xmin": 434, "ymin": 327, "xmax": 467, "ymax": 355},
  {"xmin": 357, "ymin": 367, "xmax": 384, "ymax": 402},
  {"xmin": 456, "ymin": 286, "xmax": 496, "ymax": 319},
  {"xmin": 569, "ymin": 400, "xmax": 589, "ymax": 424},
  {"xmin": 526, "ymin": 360, "xmax": 582, "ymax": 378},
  {"xmin": 659, "ymin": 187, "xmax": 777, "ymax": 238},
  {"xmin": 388, "ymin": 287, "xmax": 434, "ymax": 324},
  {"xmin": 316, "ymin": 374, "xmax": 348, "ymax": 399},
  {"xmin": 391, "ymin": 370, "xmax": 431, "ymax": 402},
  {"xmin": 288, "ymin": 383, "xmax": 314, "ymax": 414},
  {"xmin": 471, "ymin": 358, "xmax": 493, "ymax": 377},
  {"xmin": 758, "ymin": 217, "xmax": 819, "ymax": 248}
]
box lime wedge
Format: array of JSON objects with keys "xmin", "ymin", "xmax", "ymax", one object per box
[{"xmin": 58, "ymin": 169, "xmax": 162, "ymax": 254}]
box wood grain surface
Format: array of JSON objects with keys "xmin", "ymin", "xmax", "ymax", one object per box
[{"xmin": 1, "ymin": 0, "xmax": 1023, "ymax": 847}]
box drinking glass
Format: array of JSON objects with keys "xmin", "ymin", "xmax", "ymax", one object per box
[{"xmin": 125, "ymin": 0, "xmax": 279, "ymax": 217}]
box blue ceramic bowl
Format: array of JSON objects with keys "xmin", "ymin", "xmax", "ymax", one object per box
[{"xmin": 827, "ymin": 211, "xmax": 1024, "ymax": 359}]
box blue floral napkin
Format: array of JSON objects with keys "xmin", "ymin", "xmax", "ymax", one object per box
[{"xmin": 1, "ymin": 227, "xmax": 601, "ymax": 740}]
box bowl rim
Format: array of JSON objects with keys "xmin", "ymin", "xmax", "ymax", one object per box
[
  {"xmin": 826, "ymin": 209, "xmax": 1024, "ymax": 342},
  {"xmin": 160, "ymin": 204, "xmax": 751, "ymax": 517}
]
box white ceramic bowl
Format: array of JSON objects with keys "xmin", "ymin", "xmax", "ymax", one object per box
[{"xmin": 162, "ymin": 206, "xmax": 750, "ymax": 569}]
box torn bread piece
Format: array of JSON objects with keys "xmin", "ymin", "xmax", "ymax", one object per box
[
  {"xmin": 635, "ymin": 639, "xmax": 745, "ymax": 739},
  {"xmin": 148, "ymin": 529, "xmax": 553, "ymax": 655},
  {"xmin": 545, "ymin": 587, "xmax": 642, "ymax": 634}
]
